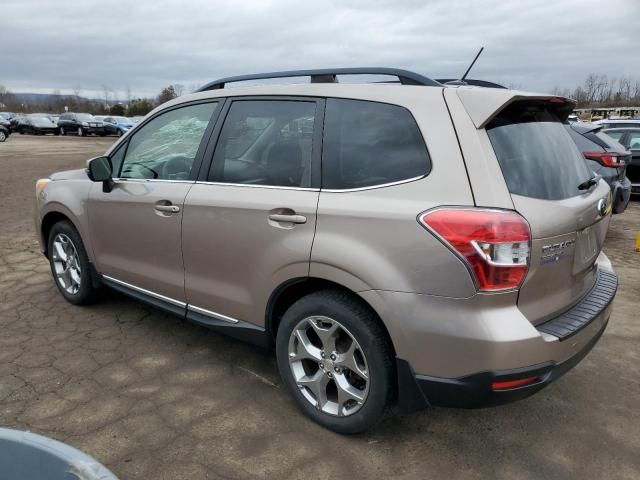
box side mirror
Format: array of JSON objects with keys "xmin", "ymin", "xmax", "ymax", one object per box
[{"xmin": 86, "ymin": 156, "xmax": 114, "ymax": 192}]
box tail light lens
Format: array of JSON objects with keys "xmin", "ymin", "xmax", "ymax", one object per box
[
  {"xmin": 419, "ymin": 209, "xmax": 530, "ymax": 292},
  {"xmin": 583, "ymin": 151, "xmax": 625, "ymax": 167}
]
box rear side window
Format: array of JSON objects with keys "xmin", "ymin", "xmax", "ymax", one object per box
[
  {"xmin": 603, "ymin": 130, "xmax": 624, "ymax": 141},
  {"xmin": 208, "ymin": 100, "xmax": 317, "ymax": 188},
  {"xmin": 322, "ymin": 99, "xmax": 430, "ymax": 189},
  {"xmin": 487, "ymin": 102, "xmax": 592, "ymax": 200}
]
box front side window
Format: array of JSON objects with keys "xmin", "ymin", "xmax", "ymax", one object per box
[
  {"xmin": 120, "ymin": 102, "xmax": 219, "ymax": 180},
  {"xmin": 208, "ymin": 100, "xmax": 316, "ymax": 187},
  {"xmin": 322, "ymin": 98, "xmax": 430, "ymax": 189}
]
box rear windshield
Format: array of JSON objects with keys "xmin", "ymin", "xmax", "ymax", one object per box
[{"xmin": 487, "ymin": 102, "xmax": 592, "ymax": 200}]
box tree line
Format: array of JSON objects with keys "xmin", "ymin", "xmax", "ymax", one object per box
[
  {"xmin": 551, "ymin": 74, "xmax": 640, "ymax": 108},
  {"xmin": 3, "ymin": 73, "xmax": 639, "ymax": 116},
  {"xmin": 0, "ymin": 83, "xmax": 188, "ymax": 117}
]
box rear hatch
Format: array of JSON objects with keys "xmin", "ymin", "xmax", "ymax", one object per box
[{"xmin": 485, "ymin": 100, "xmax": 612, "ymax": 325}]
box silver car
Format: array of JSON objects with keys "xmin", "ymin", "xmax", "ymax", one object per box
[{"xmin": 35, "ymin": 69, "xmax": 617, "ymax": 433}]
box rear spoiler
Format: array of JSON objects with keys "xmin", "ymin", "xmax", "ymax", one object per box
[{"xmin": 455, "ymin": 87, "xmax": 576, "ymax": 129}]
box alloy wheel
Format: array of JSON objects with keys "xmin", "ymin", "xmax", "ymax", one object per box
[
  {"xmin": 51, "ymin": 233, "xmax": 82, "ymax": 295},
  {"xmin": 0, "ymin": 131, "xmax": 5, "ymax": 142},
  {"xmin": 288, "ymin": 316, "xmax": 369, "ymax": 417},
  {"xmin": 77, "ymin": 127, "xmax": 83, "ymax": 136}
]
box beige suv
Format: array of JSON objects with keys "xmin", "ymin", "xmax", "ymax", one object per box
[{"xmin": 35, "ymin": 69, "xmax": 617, "ymax": 433}]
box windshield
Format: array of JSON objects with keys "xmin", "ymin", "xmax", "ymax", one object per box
[
  {"xmin": 115, "ymin": 116, "xmax": 132, "ymax": 124},
  {"xmin": 487, "ymin": 102, "xmax": 592, "ymax": 200},
  {"xmin": 76, "ymin": 114, "xmax": 96, "ymax": 122}
]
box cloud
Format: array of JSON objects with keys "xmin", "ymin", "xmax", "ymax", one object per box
[{"xmin": 2, "ymin": 0, "xmax": 639, "ymax": 97}]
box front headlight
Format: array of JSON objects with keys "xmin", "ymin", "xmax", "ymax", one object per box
[
  {"xmin": 82, "ymin": 122, "xmax": 89, "ymax": 126},
  {"xmin": 36, "ymin": 178, "xmax": 50, "ymax": 196}
]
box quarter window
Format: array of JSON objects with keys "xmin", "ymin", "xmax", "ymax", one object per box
[
  {"xmin": 208, "ymin": 100, "xmax": 316, "ymax": 188},
  {"xmin": 322, "ymin": 98, "xmax": 430, "ymax": 189},
  {"xmin": 119, "ymin": 102, "xmax": 219, "ymax": 180}
]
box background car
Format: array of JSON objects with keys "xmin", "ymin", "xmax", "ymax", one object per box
[
  {"xmin": 102, "ymin": 116, "xmax": 134, "ymax": 136},
  {"xmin": 0, "ymin": 112, "xmax": 14, "ymax": 121},
  {"xmin": 0, "ymin": 119, "xmax": 10, "ymax": 142},
  {"xmin": 566, "ymin": 123, "xmax": 631, "ymax": 213},
  {"xmin": 9, "ymin": 114, "xmax": 26, "ymax": 133},
  {"xmin": 594, "ymin": 119, "xmax": 640, "ymax": 129},
  {"xmin": 18, "ymin": 114, "xmax": 59, "ymax": 135},
  {"xmin": 57, "ymin": 113, "xmax": 106, "ymax": 137},
  {"xmin": 129, "ymin": 116, "xmax": 144, "ymax": 124},
  {"xmin": 603, "ymin": 128, "xmax": 640, "ymax": 195}
]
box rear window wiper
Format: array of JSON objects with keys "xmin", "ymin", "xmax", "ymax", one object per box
[{"xmin": 578, "ymin": 174, "xmax": 600, "ymax": 190}]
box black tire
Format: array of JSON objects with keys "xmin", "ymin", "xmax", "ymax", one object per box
[
  {"xmin": 276, "ymin": 289, "xmax": 394, "ymax": 434},
  {"xmin": 47, "ymin": 221, "xmax": 99, "ymax": 305}
]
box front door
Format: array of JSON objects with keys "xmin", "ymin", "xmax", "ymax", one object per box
[
  {"xmin": 88, "ymin": 101, "xmax": 222, "ymax": 302},
  {"xmin": 182, "ymin": 98, "xmax": 322, "ymax": 326}
]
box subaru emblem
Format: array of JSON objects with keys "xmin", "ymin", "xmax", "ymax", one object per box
[{"xmin": 597, "ymin": 198, "xmax": 607, "ymax": 216}]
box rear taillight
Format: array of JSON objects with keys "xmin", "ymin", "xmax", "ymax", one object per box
[
  {"xmin": 419, "ymin": 208, "xmax": 530, "ymax": 292},
  {"xmin": 583, "ymin": 151, "xmax": 625, "ymax": 167}
]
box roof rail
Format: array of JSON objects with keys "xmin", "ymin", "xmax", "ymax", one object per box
[
  {"xmin": 435, "ymin": 78, "xmax": 507, "ymax": 89},
  {"xmin": 196, "ymin": 68, "xmax": 442, "ymax": 91}
]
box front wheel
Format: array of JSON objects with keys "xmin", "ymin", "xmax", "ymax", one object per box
[
  {"xmin": 0, "ymin": 130, "xmax": 6, "ymax": 142},
  {"xmin": 59, "ymin": 127, "xmax": 65, "ymax": 136},
  {"xmin": 276, "ymin": 290, "xmax": 394, "ymax": 434},
  {"xmin": 77, "ymin": 127, "xmax": 84, "ymax": 137},
  {"xmin": 47, "ymin": 221, "xmax": 99, "ymax": 305}
]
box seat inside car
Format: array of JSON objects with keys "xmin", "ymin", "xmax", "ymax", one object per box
[{"xmin": 265, "ymin": 139, "xmax": 303, "ymax": 187}]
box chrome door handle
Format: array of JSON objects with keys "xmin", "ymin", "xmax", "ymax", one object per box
[
  {"xmin": 155, "ymin": 205, "xmax": 180, "ymax": 213},
  {"xmin": 268, "ymin": 214, "xmax": 307, "ymax": 224}
]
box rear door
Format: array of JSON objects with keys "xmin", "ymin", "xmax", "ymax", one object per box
[
  {"xmin": 182, "ymin": 97, "xmax": 322, "ymax": 326},
  {"xmin": 484, "ymin": 100, "xmax": 611, "ymax": 324}
]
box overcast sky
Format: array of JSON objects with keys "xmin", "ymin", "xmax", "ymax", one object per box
[{"xmin": 2, "ymin": 0, "xmax": 639, "ymax": 98}]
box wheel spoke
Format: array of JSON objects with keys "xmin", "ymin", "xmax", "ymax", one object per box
[
  {"xmin": 291, "ymin": 329, "xmax": 322, "ymax": 361},
  {"xmin": 53, "ymin": 241, "xmax": 68, "ymax": 261},
  {"xmin": 338, "ymin": 341, "xmax": 369, "ymax": 380},
  {"xmin": 334, "ymin": 372, "xmax": 365, "ymax": 415},
  {"xmin": 298, "ymin": 370, "xmax": 330, "ymax": 409},
  {"xmin": 69, "ymin": 267, "xmax": 81, "ymax": 287},
  {"xmin": 308, "ymin": 317, "xmax": 339, "ymax": 353}
]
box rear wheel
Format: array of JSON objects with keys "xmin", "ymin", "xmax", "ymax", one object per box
[
  {"xmin": 276, "ymin": 290, "xmax": 394, "ymax": 434},
  {"xmin": 0, "ymin": 131, "xmax": 6, "ymax": 142},
  {"xmin": 47, "ymin": 221, "xmax": 98, "ymax": 305}
]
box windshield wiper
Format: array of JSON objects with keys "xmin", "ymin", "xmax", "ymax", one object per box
[{"xmin": 578, "ymin": 175, "xmax": 600, "ymax": 190}]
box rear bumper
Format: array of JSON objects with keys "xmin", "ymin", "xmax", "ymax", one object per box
[
  {"xmin": 409, "ymin": 315, "xmax": 608, "ymax": 409},
  {"xmin": 385, "ymin": 266, "xmax": 617, "ymax": 412}
]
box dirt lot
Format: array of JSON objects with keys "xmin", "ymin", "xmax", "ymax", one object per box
[{"xmin": 0, "ymin": 135, "xmax": 639, "ymax": 479}]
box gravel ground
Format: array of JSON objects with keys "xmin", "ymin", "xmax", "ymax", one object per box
[{"xmin": 0, "ymin": 135, "xmax": 639, "ymax": 479}]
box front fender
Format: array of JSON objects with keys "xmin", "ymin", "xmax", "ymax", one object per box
[{"xmin": 37, "ymin": 180, "xmax": 95, "ymax": 262}]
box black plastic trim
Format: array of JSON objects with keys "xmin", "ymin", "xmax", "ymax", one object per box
[
  {"xmin": 537, "ymin": 270, "xmax": 617, "ymax": 341},
  {"xmin": 197, "ymin": 68, "xmax": 441, "ymax": 91},
  {"xmin": 186, "ymin": 310, "xmax": 270, "ymax": 349}
]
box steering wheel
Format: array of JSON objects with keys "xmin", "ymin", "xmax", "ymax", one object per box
[{"xmin": 161, "ymin": 156, "xmax": 192, "ymax": 179}]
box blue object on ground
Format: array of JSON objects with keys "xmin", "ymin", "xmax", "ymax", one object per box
[{"xmin": 0, "ymin": 428, "xmax": 118, "ymax": 479}]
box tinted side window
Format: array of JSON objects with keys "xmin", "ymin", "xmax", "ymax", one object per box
[
  {"xmin": 322, "ymin": 99, "xmax": 430, "ymax": 189},
  {"xmin": 209, "ymin": 100, "xmax": 316, "ymax": 187},
  {"xmin": 120, "ymin": 102, "xmax": 219, "ymax": 180},
  {"xmin": 110, "ymin": 145, "xmax": 126, "ymax": 177},
  {"xmin": 627, "ymin": 132, "xmax": 640, "ymax": 149}
]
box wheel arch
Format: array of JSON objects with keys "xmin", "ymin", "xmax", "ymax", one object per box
[
  {"xmin": 41, "ymin": 209, "xmax": 80, "ymax": 258},
  {"xmin": 265, "ymin": 277, "xmax": 397, "ymax": 358}
]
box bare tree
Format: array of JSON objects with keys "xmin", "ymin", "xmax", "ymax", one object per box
[{"xmin": 173, "ymin": 84, "xmax": 185, "ymax": 97}]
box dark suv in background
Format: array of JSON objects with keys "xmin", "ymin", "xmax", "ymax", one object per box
[
  {"xmin": 57, "ymin": 113, "xmax": 106, "ymax": 137},
  {"xmin": 602, "ymin": 128, "xmax": 640, "ymax": 195},
  {"xmin": 566, "ymin": 123, "xmax": 632, "ymax": 212}
]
